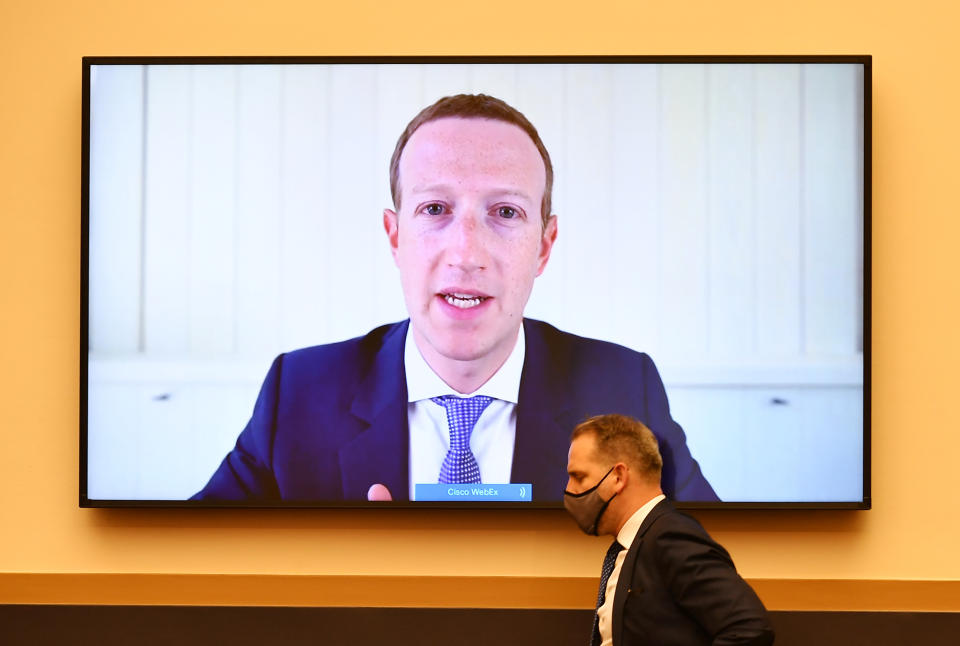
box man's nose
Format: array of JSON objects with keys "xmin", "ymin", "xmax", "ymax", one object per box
[{"xmin": 444, "ymin": 213, "xmax": 488, "ymax": 271}]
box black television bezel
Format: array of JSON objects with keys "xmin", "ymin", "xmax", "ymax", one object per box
[{"xmin": 80, "ymin": 55, "xmax": 872, "ymax": 511}]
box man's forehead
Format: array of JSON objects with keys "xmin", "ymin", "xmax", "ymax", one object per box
[
  {"xmin": 409, "ymin": 115, "xmax": 530, "ymax": 142},
  {"xmin": 401, "ymin": 117, "xmax": 543, "ymax": 169},
  {"xmin": 568, "ymin": 434, "xmax": 599, "ymax": 464}
]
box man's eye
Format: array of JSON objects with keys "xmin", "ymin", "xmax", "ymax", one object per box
[
  {"xmin": 496, "ymin": 206, "xmax": 520, "ymax": 219},
  {"xmin": 423, "ymin": 203, "xmax": 445, "ymax": 216}
]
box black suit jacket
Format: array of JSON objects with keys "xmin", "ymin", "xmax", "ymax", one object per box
[
  {"xmin": 194, "ymin": 319, "xmax": 717, "ymax": 502},
  {"xmin": 609, "ymin": 499, "xmax": 774, "ymax": 645}
]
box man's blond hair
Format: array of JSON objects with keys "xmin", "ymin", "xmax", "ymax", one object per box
[{"xmin": 571, "ymin": 414, "xmax": 663, "ymax": 483}]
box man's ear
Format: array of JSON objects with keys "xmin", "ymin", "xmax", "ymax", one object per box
[
  {"xmin": 536, "ymin": 214, "xmax": 558, "ymax": 276},
  {"xmin": 383, "ymin": 208, "xmax": 400, "ymax": 263},
  {"xmin": 612, "ymin": 462, "xmax": 630, "ymax": 494}
]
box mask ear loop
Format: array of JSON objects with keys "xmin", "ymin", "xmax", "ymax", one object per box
[
  {"xmin": 564, "ymin": 465, "xmax": 616, "ymax": 498},
  {"xmin": 587, "ymin": 465, "xmax": 623, "ymax": 534}
]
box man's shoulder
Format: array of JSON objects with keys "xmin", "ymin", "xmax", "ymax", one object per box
[
  {"xmin": 524, "ymin": 318, "xmax": 651, "ymax": 361},
  {"xmin": 640, "ymin": 500, "xmax": 710, "ymax": 540},
  {"xmin": 285, "ymin": 321, "xmax": 406, "ymax": 358},
  {"xmin": 639, "ymin": 500, "xmax": 730, "ymax": 562},
  {"xmin": 523, "ymin": 318, "xmax": 657, "ymax": 376},
  {"xmin": 273, "ymin": 320, "xmax": 407, "ymax": 382},
  {"xmin": 659, "ymin": 498, "xmax": 708, "ymax": 523}
]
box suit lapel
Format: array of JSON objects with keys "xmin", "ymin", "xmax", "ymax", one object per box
[
  {"xmin": 612, "ymin": 499, "xmax": 673, "ymax": 646},
  {"xmin": 612, "ymin": 543, "xmax": 636, "ymax": 646},
  {"xmin": 511, "ymin": 320, "xmax": 578, "ymax": 498},
  {"xmin": 339, "ymin": 321, "xmax": 410, "ymax": 501},
  {"xmin": 336, "ymin": 319, "xmax": 579, "ymax": 501}
]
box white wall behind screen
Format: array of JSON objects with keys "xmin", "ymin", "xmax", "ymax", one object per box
[{"xmin": 87, "ymin": 62, "xmax": 865, "ymax": 502}]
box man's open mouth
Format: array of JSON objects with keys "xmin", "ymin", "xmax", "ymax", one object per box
[{"xmin": 442, "ymin": 292, "xmax": 490, "ymax": 309}]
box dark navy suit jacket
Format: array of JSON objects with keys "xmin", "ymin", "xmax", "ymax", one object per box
[
  {"xmin": 609, "ymin": 499, "xmax": 773, "ymax": 645},
  {"xmin": 193, "ymin": 319, "xmax": 717, "ymax": 502}
]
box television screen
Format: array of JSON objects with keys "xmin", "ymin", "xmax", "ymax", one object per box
[{"xmin": 82, "ymin": 56, "xmax": 870, "ymax": 509}]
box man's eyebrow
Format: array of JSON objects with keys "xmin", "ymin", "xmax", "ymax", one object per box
[
  {"xmin": 487, "ymin": 187, "xmax": 532, "ymax": 198},
  {"xmin": 491, "ymin": 188, "xmax": 535, "ymax": 203}
]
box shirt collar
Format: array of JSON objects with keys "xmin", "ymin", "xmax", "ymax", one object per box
[
  {"xmin": 404, "ymin": 322, "xmax": 525, "ymax": 403},
  {"xmin": 616, "ymin": 493, "xmax": 666, "ymax": 549}
]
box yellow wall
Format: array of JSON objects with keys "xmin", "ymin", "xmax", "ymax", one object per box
[{"xmin": 1, "ymin": 0, "xmax": 959, "ymax": 596}]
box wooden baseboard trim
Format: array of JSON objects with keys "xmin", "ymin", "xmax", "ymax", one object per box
[
  {"xmin": 1, "ymin": 573, "xmax": 957, "ymax": 611},
  {"xmin": 3, "ymin": 574, "xmax": 588, "ymax": 609},
  {"xmin": 750, "ymin": 578, "xmax": 960, "ymax": 612}
]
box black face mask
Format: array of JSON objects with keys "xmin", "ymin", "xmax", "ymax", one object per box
[{"xmin": 563, "ymin": 466, "xmax": 617, "ymax": 535}]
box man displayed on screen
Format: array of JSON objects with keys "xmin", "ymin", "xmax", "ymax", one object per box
[{"xmin": 193, "ymin": 93, "xmax": 718, "ymax": 503}]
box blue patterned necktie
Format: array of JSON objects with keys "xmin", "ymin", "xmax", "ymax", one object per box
[
  {"xmin": 591, "ymin": 540, "xmax": 625, "ymax": 646},
  {"xmin": 431, "ymin": 395, "xmax": 493, "ymax": 484}
]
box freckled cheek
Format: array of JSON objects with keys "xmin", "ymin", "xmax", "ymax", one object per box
[
  {"xmin": 502, "ymin": 256, "xmax": 541, "ymax": 292},
  {"xmin": 397, "ymin": 254, "xmax": 437, "ymax": 306},
  {"xmin": 400, "ymin": 239, "xmax": 442, "ymax": 274}
]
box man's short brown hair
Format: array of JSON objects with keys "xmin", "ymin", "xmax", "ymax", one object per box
[
  {"xmin": 571, "ymin": 414, "xmax": 663, "ymax": 483},
  {"xmin": 388, "ymin": 93, "xmax": 554, "ymax": 228}
]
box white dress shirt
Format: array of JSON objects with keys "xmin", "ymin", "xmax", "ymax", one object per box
[
  {"xmin": 404, "ymin": 325, "xmax": 525, "ymax": 500},
  {"xmin": 597, "ymin": 493, "xmax": 666, "ymax": 646}
]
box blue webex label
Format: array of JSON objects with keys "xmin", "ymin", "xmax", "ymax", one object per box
[{"xmin": 415, "ymin": 483, "xmax": 533, "ymax": 502}]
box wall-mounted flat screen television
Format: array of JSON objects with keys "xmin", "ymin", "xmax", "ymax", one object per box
[{"xmin": 81, "ymin": 56, "xmax": 870, "ymax": 509}]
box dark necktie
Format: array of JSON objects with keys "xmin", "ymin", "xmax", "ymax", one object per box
[
  {"xmin": 430, "ymin": 395, "xmax": 493, "ymax": 484},
  {"xmin": 591, "ymin": 540, "xmax": 624, "ymax": 646}
]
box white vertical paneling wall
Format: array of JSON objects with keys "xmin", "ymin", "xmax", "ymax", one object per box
[
  {"xmin": 803, "ymin": 64, "xmax": 863, "ymax": 357},
  {"xmin": 88, "ymin": 64, "xmax": 144, "ymax": 354},
  {"xmin": 235, "ymin": 65, "xmax": 283, "ymax": 355},
  {"xmin": 707, "ymin": 64, "xmax": 755, "ymax": 359},
  {"xmin": 87, "ymin": 62, "xmax": 865, "ymax": 500},
  {"xmin": 142, "ymin": 65, "xmax": 193, "ymax": 354},
  {"xmin": 659, "ymin": 65, "xmax": 710, "ymax": 358},
  {"xmin": 190, "ymin": 66, "xmax": 237, "ymax": 354},
  {"xmin": 755, "ymin": 64, "xmax": 803, "ymax": 357},
  {"xmin": 561, "ymin": 64, "xmax": 617, "ymax": 340},
  {"xmin": 279, "ymin": 64, "xmax": 330, "ymax": 351},
  {"xmin": 607, "ymin": 64, "xmax": 661, "ymax": 353}
]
